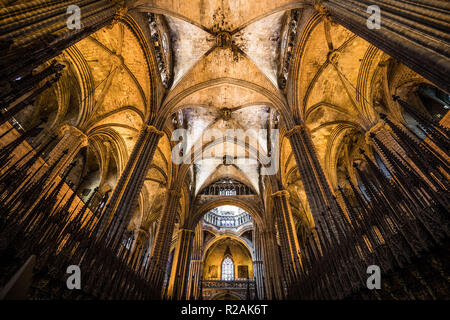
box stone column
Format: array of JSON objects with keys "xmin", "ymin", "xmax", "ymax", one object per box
[
  {"xmin": 365, "ymin": 121, "xmax": 407, "ymax": 171},
  {"xmin": 0, "ymin": 0, "xmax": 125, "ymax": 83},
  {"xmin": 187, "ymin": 260, "xmax": 202, "ymax": 299},
  {"xmin": 260, "ymin": 227, "xmax": 284, "ymax": 299},
  {"xmin": 131, "ymin": 228, "xmax": 149, "ymax": 258},
  {"xmin": 186, "ymin": 222, "xmax": 203, "ymax": 300},
  {"xmin": 101, "ymin": 124, "xmax": 164, "ymax": 249},
  {"xmin": 167, "ymin": 228, "xmax": 194, "ymax": 300},
  {"xmin": 46, "ymin": 124, "xmax": 88, "ymax": 179},
  {"xmin": 271, "ymin": 190, "xmax": 302, "ymax": 284},
  {"xmin": 286, "ymin": 124, "xmax": 340, "ymax": 240},
  {"xmin": 315, "ymin": 0, "xmax": 450, "ymax": 93},
  {"xmin": 253, "ymin": 226, "xmax": 265, "ymax": 300},
  {"xmin": 147, "ymin": 189, "xmax": 181, "ymax": 296},
  {"xmin": 365, "ymin": 119, "xmax": 437, "ymax": 189}
]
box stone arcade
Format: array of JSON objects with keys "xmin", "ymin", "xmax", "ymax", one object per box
[{"xmin": 0, "ymin": 0, "xmax": 449, "ymax": 300}]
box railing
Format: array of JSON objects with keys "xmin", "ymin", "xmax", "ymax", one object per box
[
  {"xmin": 201, "ymin": 280, "xmax": 256, "ymax": 290},
  {"xmin": 203, "ymin": 211, "xmax": 252, "ymax": 229},
  {"xmin": 200, "ymin": 180, "xmax": 254, "ymax": 195}
]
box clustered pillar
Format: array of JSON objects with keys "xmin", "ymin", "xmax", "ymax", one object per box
[
  {"xmin": 286, "ymin": 124, "xmax": 341, "ymax": 240},
  {"xmin": 101, "ymin": 124, "xmax": 164, "ymax": 250},
  {"xmin": 46, "ymin": 124, "xmax": 88, "ymax": 179},
  {"xmin": 0, "ymin": 0, "xmax": 125, "ymax": 84},
  {"xmin": 167, "ymin": 228, "xmax": 194, "ymax": 299},
  {"xmin": 260, "ymin": 227, "xmax": 284, "ymax": 299},
  {"xmin": 147, "ymin": 189, "xmax": 182, "ymax": 297},
  {"xmin": 186, "ymin": 222, "xmax": 203, "ymax": 300},
  {"xmin": 253, "ymin": 226, "xmax": 265, "ymax": 300},
  {"xmin": 271, "ymin": 190, "xmax": 302, "ymax": 285}
]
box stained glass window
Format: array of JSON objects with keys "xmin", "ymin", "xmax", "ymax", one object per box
[{"xmin": 221, "ymin": 256, "xmax": 234, "ymax": 280}]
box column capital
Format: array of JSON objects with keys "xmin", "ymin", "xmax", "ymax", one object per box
[
  {"xmin": 313, "ymin": 0, "xmax": 332, "ymax": 22},
  {"xmin": 144, "ymin": 124, "xmax": 164, "ymax": 137},
  {"xmin": 271, "ymin": 189, "xmax": 290, "ymax": 199},
  {"xmin": 109, "ymin": 1, "xmax": 128, "ymax": 26},
  {"xmin": 178, "ymin": 228, "xmax": 194, "ymax": 234},
  {"xmin": 137, "ymin": 228, "xmax": 150, "ymax": 239},
  {"xmin": 58, "ymin": 125, "xmax": 88, "ymax": 147},
  {"xmin": 364, "ymin": 121, "xmax": 386, "ymax": 145},
  {"xmin": 110, "ymin": 0, "xmax": 126, "ymax": 5},
  {"xmin": 285, "ymin": 124, "xmax": 306, "ymax": 138},
  {"xmin": 167, "ymin": 188, "xmax": 182, "ymax": 198}
]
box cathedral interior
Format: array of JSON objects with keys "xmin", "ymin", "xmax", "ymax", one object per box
[{"xmin": 0, "ymin": 0, "xmax": 449, "ymax": 301}]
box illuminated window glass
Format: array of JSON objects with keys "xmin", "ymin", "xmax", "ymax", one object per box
[{"xmin": 221, "ymin": 256, "xmax": 234, "ymax": 280}]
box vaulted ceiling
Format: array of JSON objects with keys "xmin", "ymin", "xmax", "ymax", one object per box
[
  {"xmin": 130, "ymin": 0, "xmax": 389, "ymax": 225},
  {"xmin": 27, "ymin": 0, "xmax": 429, "ymax": 237},
  {"xmin": 140, "ymin": 1, "xmax": 305, "ymax": 197}
]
